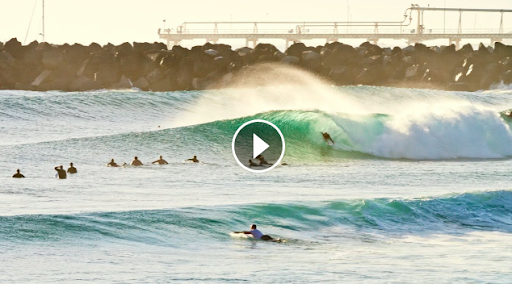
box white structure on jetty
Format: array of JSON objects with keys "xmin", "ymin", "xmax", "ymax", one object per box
[{"xmin": 158, "ymin": 5, "xmax": 512, "ymax": 49}]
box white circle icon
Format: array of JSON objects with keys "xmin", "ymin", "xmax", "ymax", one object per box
[{"xmin": 232, "ymin": 119, "xmax": 285, "ymax": 173}]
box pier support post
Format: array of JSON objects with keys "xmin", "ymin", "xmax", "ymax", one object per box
[
  {"xmin": 246, "ymin": 38, "xmax": 258, "ymax": 48},
  {"xmin": 449, "ymin": 38, "xmax": 461, "ymax": 50}
]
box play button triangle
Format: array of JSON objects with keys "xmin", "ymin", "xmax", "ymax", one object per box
[{"xmin": 253, "ymin": 133, "xmax": 269, "ymax": 159}]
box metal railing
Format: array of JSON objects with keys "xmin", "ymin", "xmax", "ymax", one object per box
[{"xmin": 158, "ymin": 28, "xmax": 508, "ymax": 35}]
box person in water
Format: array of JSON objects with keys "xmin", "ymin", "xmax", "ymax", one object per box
[
  {"xmin": 235, "ymin": 224, "xmax": 273, "ymax": 241},
  {"xmin": 321, "ymin": 132, "xmax": 335, "ymax": 144},
  {"xmin": 12, "ymin": 169, "xmax": 25, "ymax": 178},
  {"xmin": 248, "ymin": 159, "xmax": 259, "ymax": 167},
  {"xmin": 187, "ymin": 156, "xmax": 199, "ymax": 163},
  {"xmin": 67, "ymin": 163, "xmax": 77, "ymax": 174},
  {"xmin": 131, "ymin": 156, "xmax": 143, "ymax": 166},
  {"xmin": 55, "ymin": 165, "xmax": 67, "ymax": 179},
  {"xmin": 152, "ymin": 155, "xmax": 168, "ymax": 165},
  {"xmin": 107, "ymin": 159, "xmax": 119, "ymax": 167},
  {"xmin": 256, "ymin": 155, "xmax": 272, "ymax": 166}
]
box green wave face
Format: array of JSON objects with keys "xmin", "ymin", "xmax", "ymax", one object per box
[
  {"xmin": 3, "ymin": 85, "xmax": 512, "ymax": 161},
  {"xmin": 2, "ymin": 190, "xmax": 511, "ymax": 242},
  {"xmin": 175, "ymin": 107, "xmax": 512, "ymax": 161}
]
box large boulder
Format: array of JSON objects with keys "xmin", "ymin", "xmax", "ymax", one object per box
[
  {"xmin": 31, "ymin": 70, "xmax": 52, "ymax": 87},
  {"xmin": 192, "ymin": 77, "xmax": 210, "ymax": 90},
  {"xmin": 457, "ymin": 43, "xmax": 474, "ymax": 58},
  {"xmin": 355, "ymin": 65, "xmax": 386, "ymax": 85},
  {"xmin": 94, "ymin": 70, "xmax": 121, "ymax": 86},
  {"xmin": 0, "ymin": 51, "xmax": 15, "ymax": 68},
  {"xmin": 78, "ymin": 52, "xmax": 120, "ymax": 82},
  {"xmin": 301, "ymin": 51, "xmax": 322, "ymax": 72},
  {"xmin": 500, "ymin": 70, "xmax": 512, "ymax": 84},
  {"xmin": 88, "ymin": 42, "xmax": 103, "ymax": 53},
  {"xmin": 145, "ymin": 50, "xmax": 170, "ymax": 64},
  {"xmin": 3, "ymin": 38, "xmax": 25, "ymax": 60},
  {"xmin": 362, "ymin": 55, "xmax": 382, "ymax": 67},
  {"xmin": 118, "ymin": 53, "xmax": 155, "ymax": 80},
  {"xmin": 146, "ymin": 69, "xmax": 164, "ymax": 84},
  {"xmin": 132, "ymin": 77, "xmax": 149, "ymax": 90},
  {"xmin": 149, "ymin": 69, "xmax": 178, "ymax": 91},
  {"xmin": 331, "ymin": 44, "xmax": 360, "ymax": 67},
  {"xmin": 42, "ymin": 47, "xmax": 64, "ymax": 69},
  {"xmin": 152, "ymin": 42, "xmax": 167, "ymax": 50},
  {"xmin": 133, "ymin": 42, "xmax": 153, "ymax": 54},
  {"xmin": 285, "ymin": 42, "xmax": 308, "ymax": 59},
  {"xmin": 359, "ymin": 41, "xmax": 383, "ymax": 57},
  {"xmin": 149, "ymin": 78, "xmax": 174, "ymax": 92},
  {"xmin": 114, "ymin": 42, "xmax": 133, "ymax": 57},
  {"xmin": 63, "ymin": 43, "xmax": 89, "ymax": 66},
  {"xmin": 478, "ymin": 63, "xmax": 501, "ymax": 89},
  {"xmin": 213, "ymin": 56, "xmax": 229, "ymax": 72},
  {"xmin": 110, "ymin": 75, "xmax": 132, "ymax": 89},
  {"xmin": 68, "ymin": 75, "xmax": 101, "ymax": 91},
  {"xmin": 404, "ymin": 64, "xmax": 421, "ymax": 81},
  {"xmin": 192, "ymin": 57, "xmax": 215, "ymax": 77},
  {"xmin": 281, "ymin": 55, "xmax": 300, "ymax": 65},
  {"xmin": 235, "ymin": 47, "xmax": 252, "ymax": 57},
  {"xmin": 329, "ymin": 66, "xmax": 354, "ymax": 84},
  {"xmin": 160, "ymin": 52, "xmax": 180, "ymax": 69}
]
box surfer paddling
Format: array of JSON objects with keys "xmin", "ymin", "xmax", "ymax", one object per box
[
  {"xmin": 130, "ymin": 156, "xmax": 143, "ymax": 166},
  {"xmin": 152, "ymin": 155, "xmax": 168, "ymax": 165},
  {"xmin": 12, "ymin": 169, "xmax": 25, "ymax": 178},
  {"xmin": 321, "ymin": 132, "xmax": 335, "ymax": 144},
  {"xmin": 187, "ymin": 156, "xmax": 199, "ymax": 163},
  {"xmin": 256, "ymin": 155, "xmax": 272, "ymax": 166},
  {"xmin": 234, "ymin": 224, "xmax": 274, "ymax": 241},
  {"xmin": 107, "ymin": 159, "xmax": 120, "ymax": 167}
]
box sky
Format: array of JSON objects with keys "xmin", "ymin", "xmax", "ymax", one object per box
[{"xmin": 0, "ymin": 0, "xmax": 511, "ymax": 49}]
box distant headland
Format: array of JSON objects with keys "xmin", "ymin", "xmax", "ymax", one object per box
[{"xmin": 1, "ymin": 37, "xmax": 512, "ymax": 92}]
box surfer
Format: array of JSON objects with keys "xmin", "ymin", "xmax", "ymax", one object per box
[
  {"xmin": 321, "ymin": 132, "xmax": 335, "ymax": 144},
  {"xmin": 248, "ymin": 159, "xmax": 259, "ymax": 167},
  {"xmin": 187, "ymin": 156, "xmax": 199, "ymax": 163},
  {"xmin": 152, "ymin": 155, "xmax": 169, "ymax": 165},
  {"xmin": 256, "ymin": 155, "xmax": 272, "ymax": 166},
  {"xmin": 130, "ymin": 156, "xmax": 143, "ymax": 166},
  {"xmin": 107, "ymin": 159, "xmax": 119, "ymax": 167},
  {"xmin": 12, "ymin": 169, "xmax": 25, "ymax": 178},
  {"xmin": 234, "ymin": 224, "xmax": 273, "ymax": 241},
  {"xmin": 67, "ymin": 163, "xmax": 77, "ymax": 174},
  {"xmin": 54, "ymin": 165, "xmax": 67, "ymax": 179}
]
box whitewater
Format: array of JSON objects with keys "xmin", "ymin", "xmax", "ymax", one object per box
[{"xmin": 1, "ymin": 65, "xmax": 512, "ymax": 283}]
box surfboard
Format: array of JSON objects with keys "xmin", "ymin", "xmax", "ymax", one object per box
[
  {"xmin": 183, "ymin": 160, "xmax": 203, "ymax": 164},
  {"xmin": 230, "ymin": 232, "xmax": 285, "ymax": 243},
  {"xmin": 249, "ymin": 164, "xmax": 270, "ymax": 168}
]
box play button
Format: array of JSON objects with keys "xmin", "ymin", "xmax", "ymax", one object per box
[
  {"xmin": 253, "ymin": 134, "xmax": 269, "ymax": 159},
  {"xmin": 232, "ymin": 119, "xmax": 285, "ymax": 173}
]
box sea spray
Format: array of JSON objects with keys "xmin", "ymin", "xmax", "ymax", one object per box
[{"xmin": 173, "ymin": 63, "xmax": 366, "ymax": 127}]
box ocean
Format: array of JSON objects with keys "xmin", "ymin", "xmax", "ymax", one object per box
[{"xmin": 1, "ymin": 67, "xmax": 512, "ymax": 283}]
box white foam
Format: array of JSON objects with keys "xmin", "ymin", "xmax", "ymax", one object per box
[{"xmin": 331, "ymin": 102, "xmax": 512, "ymax": 159}]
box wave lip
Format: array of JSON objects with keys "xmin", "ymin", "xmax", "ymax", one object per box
[{"xmin": 178, "ymin": 103, "xmax": 512, "ymax": 160}]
